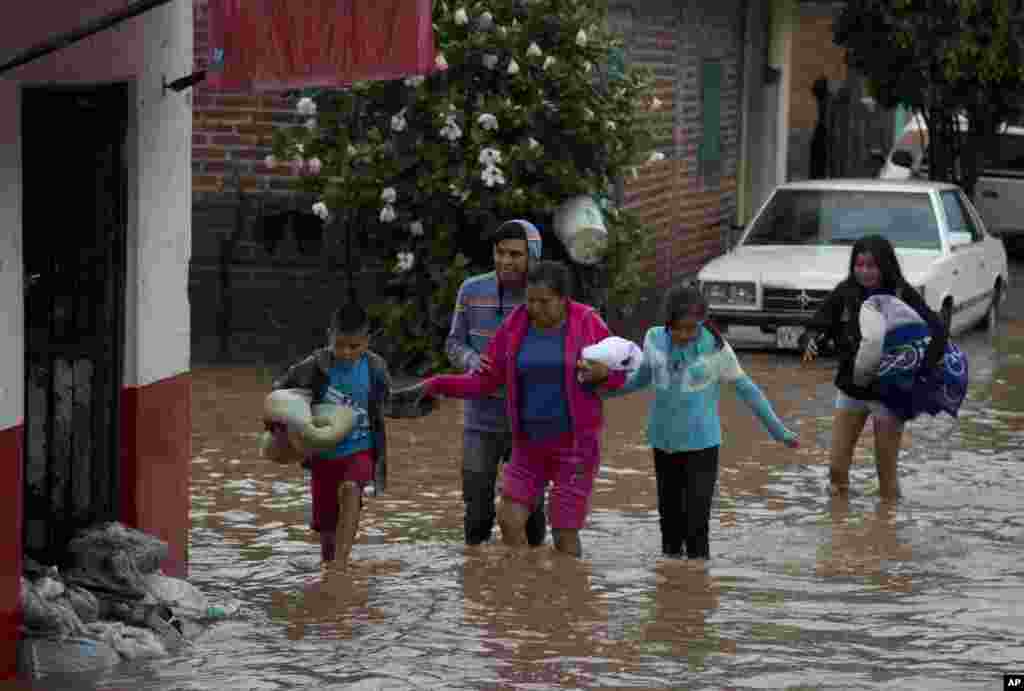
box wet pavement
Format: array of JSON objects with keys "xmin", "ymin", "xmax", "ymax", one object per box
[{"xmin": 17, "ymin": 257, "xmax": 1024, "ymax": 691}]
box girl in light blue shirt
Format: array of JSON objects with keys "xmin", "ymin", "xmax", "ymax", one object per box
[{"xmin": 606, "ymin": 285, "xmax": 799, "ymax": 559}]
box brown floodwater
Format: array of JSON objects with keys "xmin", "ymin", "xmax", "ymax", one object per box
[{"xmin": 19, "ymin": 322, "xmax": 1024, "ymax": 691}]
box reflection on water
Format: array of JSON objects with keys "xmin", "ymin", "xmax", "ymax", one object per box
[{"xmin": 23, "ymin": 324, "xmax": 1024, "ymax": 690}]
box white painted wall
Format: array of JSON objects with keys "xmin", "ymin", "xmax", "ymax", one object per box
[
  {"xmin": 128, "ymin": 0, "xmax": 192, "ymax": 387},
  {"xmin": 0, "ymin": 81, "xmax": 23, "ymax": 431},
  {"xmin": 0, "ymin": 0, "xmax": 192, "ymax": 392}
]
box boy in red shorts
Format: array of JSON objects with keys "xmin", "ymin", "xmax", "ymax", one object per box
[{"xmin": 272, "ymin": 303, "xmax": 392, "ymax": 568}]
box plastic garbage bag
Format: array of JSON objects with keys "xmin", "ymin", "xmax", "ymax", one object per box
[
  {"xmin": 34, "ymin": 576, "xmax": 64, "ymax": 601},
  {"xmin": 114, "ymin": 626, "xmax": 168, "ymax": 660},
  {"xmin": 65, "ymin": 585, "xmax": 100, "ymax": 624},
  {"xmin": 67, "ymin": 522, "xmax": 169, "ymax": 576},
  {"xmin": 18, "ymin": 635, "xmax": 121, "ymax": 679},
  {"xmin": 20, "ymin": 578, "xmax": 84, "ymax": 637},
  {"xmin": 142, "ymin": 573, "xmax": 209, "ymax": 620}
]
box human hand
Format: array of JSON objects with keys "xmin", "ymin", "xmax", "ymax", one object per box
[
  {"xmin": 476, "ymin": 354, "xmax": 494, "ymax": 376},
  {"xmin": 388, "ymin": 381, "xmax": 435, "ymax": 418},
  {"xmin": 576, "ymin": 358, "xmax": 609, "ymax": 385}
]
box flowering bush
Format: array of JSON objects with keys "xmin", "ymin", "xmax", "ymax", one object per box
[{"xmin": 270, "ymin": 0, "xmax": 661, "ymax": 374}]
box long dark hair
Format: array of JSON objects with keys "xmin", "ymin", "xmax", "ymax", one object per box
[
  {"xmin": 662, "ymin": 283, "xmax": 724, "ymax": 348},
  {"xmin": 848, "ymin": 234, "xmax": 908, "ymax": 294}
]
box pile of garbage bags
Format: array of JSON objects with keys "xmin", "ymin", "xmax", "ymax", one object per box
[{"xmin": 19, "ymin": 522, "xmax": 239, "ymax": 679}]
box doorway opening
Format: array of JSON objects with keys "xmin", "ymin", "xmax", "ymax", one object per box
[{"xmin": 21, "ymin": 84, "xmax": 130, "ymax": 567}]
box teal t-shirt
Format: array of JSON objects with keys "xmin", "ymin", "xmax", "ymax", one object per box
[{"xmin": 323, "ymin": 354, "xmax": 373, "ymax": 458}]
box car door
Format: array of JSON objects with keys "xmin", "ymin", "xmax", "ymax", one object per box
[{"xmin": 939, "ymin": 189, "xmax": 987, "ymax": 330}]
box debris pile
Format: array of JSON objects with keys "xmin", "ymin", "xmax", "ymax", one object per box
[{"xmin": 19, "ymin": 522, "xmax": 239, "ymax": 679}]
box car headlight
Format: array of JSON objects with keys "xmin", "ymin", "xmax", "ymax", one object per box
[{"xmin": 703, "ymin": 281, "xmax": 757, "ymax": 307}]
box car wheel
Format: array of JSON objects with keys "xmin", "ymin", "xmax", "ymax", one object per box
[{"xmin": 983, "ymin": 281, "xmax": 1002, "ymax": 332}]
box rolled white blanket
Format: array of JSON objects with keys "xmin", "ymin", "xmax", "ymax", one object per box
[
  {"xmin": 259, "ymin": 389, "xmax": 356, "ymax": 464},
  {"xmin": 581, "ymin": 336, "xmax": 644, "ymax": 372}
]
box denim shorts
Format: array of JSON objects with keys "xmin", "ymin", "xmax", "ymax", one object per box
[{"xmin": 834, "ymin": 390, "xmax": 900, "ymax": 422}]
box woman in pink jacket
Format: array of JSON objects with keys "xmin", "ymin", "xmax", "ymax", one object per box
[{"xmin": 416, "ymin": 261, "xmax": 627, "ymax": 556}]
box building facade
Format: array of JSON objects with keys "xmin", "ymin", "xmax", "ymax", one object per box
[{"xmin": 0, "ymin": 0, "xmax": 193, "ymax": 677}]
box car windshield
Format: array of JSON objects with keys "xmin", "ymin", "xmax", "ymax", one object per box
[{"xmin": 744, "ymin": 190, "xmax": 941, "ymax": 250}]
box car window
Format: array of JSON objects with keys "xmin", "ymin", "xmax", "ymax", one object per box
[
  {"xmin": 744, "ymin": 190, "xmax": 941, "ymax": 250},
  {"xmin": 941, "ymin": 190, "xmax": 982, "ymax": 242}
]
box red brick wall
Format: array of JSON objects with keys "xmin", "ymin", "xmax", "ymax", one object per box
[
  {"xmin": 790, "ymin": 7, "xmax": 848, "ymax": 133},
  {"xmin": 192, "ymin": 0, "xmax": 300, "ymax": 195}
]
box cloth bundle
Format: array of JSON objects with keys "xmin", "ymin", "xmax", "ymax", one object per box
[{"xmin": 581, "ymin": 336, "xmax": 644, "ymax": 372}]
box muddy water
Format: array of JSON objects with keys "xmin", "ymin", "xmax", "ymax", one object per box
[{"xmin": 37, "ymin": 323, "xmax": 1024, "ymax": 690}]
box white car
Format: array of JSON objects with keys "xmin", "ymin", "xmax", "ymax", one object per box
[{"xmin": 697, "ymin": 179, "xmax": 1009, "ymax": 350}]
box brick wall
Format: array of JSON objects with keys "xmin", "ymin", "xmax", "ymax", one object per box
[
  {"xmin": 787, "ymin": 3, "xmax": 849, "ymax": 180},
  {"xmin": 618, "ymin": 0, "xmax": 743, "ymax": 292}
]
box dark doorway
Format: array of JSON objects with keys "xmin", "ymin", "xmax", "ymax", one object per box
[{"xmin": 21, "ymin": 85, "xmax": 129, "ymax": 567}]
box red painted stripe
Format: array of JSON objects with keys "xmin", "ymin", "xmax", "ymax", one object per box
[
  {"xmin": 120, "ymin": 372, "xmax": 192, "ymax": 578},
  {"xmin": 0, "ymin": 424, "xmax": 23, "ymax": 680}
]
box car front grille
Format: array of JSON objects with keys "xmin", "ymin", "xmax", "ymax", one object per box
[{"xmin": 762, "ymin": 287, "xmax": 831, "ymax": 313}]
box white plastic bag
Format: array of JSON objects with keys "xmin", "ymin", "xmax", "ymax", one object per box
[{"xmin": 142, "ymin": 573, "xmax": 208, "ymax": 620}]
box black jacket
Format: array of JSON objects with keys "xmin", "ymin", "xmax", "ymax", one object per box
[
  {"xmin": 804, "ymin": 279, "xmax": 948, "ymax": 400},
  {"xmin": 272, "ymin": 348, "xmax": 392, "ymax": 493}
]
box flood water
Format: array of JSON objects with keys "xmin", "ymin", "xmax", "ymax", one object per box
[{"xmin": 21, "ymin": 321, "xmax": 1024, "ymax": 690}]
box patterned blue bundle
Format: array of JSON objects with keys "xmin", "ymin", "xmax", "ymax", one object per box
[{"xmin": 876, "ymin": 329, "xmax": 968, "ymax": 420}]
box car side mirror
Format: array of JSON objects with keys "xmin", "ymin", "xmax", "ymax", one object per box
[
  {"xmin": 890, "ymin": 150, "xmax": 914, "ymax": 168},
  {"xmin": 727, "ymin": 222, "xmax": 745, "ymax": 251},
  {"xmin": 948, "ymin": 231, "xmax": 972, "ymax": 248}
]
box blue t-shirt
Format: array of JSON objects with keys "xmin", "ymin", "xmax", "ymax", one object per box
[
  {"xmin": 516, "ymin": 324, "xmax": 571, "ymax": 441},
  {"xmin": 323, "ymin": 355, "xmax": 373, "ymax": 458}
]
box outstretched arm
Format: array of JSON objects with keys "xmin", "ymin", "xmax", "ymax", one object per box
[{"xmin": 720, "ymin": 343, "xmax": 797, "ymax": 444}]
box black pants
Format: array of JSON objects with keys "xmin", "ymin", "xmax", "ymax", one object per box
[{"xmin": 653, "ymin": 446, "xmax": 720, "ymax": 559}]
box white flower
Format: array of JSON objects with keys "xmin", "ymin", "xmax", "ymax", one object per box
[
  {"xmin": 454, "ymin": 7, "xmax": 468, "ymax": 25},
  {"xmin": 583, "ymin": 107, "xmax": 594, "ymax": 120},
  {"xmin": 648, "ymin": 151, "xmax": 666, "ymax": 163},
  {"xmin": 514, "ymin": 188, "xmax": 525, "ymax": 197},
  {"xmin": 380, "ymin": 205, "xmax": 397, "ymax": 223},
  {"xmin": 528, "ymin": 137, "xmax": 540, "ymax": 150},
  {"xmin": 306, "ymin": 157, "xmax": 322, "ymax": 175},
  {"xmin": 576, "ymin": 29, "xmax": 588, "ymax": 46},
  {"xmin": 543, "ymin": 56, "xmax": 556, "ymax": 70},
  {"xmin": 527, "ymin": 42, "xmax": 543, "ymax": 58},
  {"xmin": 295, "ymin": 143, "xmax": 305, "ymax": 155},
  {"xmin": 477, "ymin": 113, "xmax": 499, "ymax": 131},
  {"xmin": 440, "ymin": 116, "xmax": 463, "ymax": 141},
  {"xmin": 409, "ymin": 220, "xmax": 424, "ymax": 236},
  {"xmin": 507, "ymin": 59, "xmax": 520, "ymax": 75},
  {"xmin": 404, "ymin": 75, "xmax": 426, "ymax": 87},
  {"xmin": 396, "ymin": 251, "xmax": 415, "ymax": 273},
  {"xmin": 481, "ymin": 165, "xmax": 506, "ymax": 187},
  {"xmin": 479, "ymin": 147, "xmax": 502, "ymax": 166},
  {"xmin": 605, "ymin": 120, "xmax": 617, "ymax": 131},
  {"xmin": 391, "ymin": 108, "xmax": 408, "ymax": 132},
  {"xmin": 497, "ymin": 25, "xmax": 508, "ymax": 38},
  {"xmin": 435, "ymin": 53, "xmax": 449, "ymax": 70},
  {"xmin": 264, "ymin": 155, "xmax": 277, "ymax": 168},
  {"xmin": 381, "ymin": 187, "xmax": 397, "ymax": 204},
  {"xmin": 312, "ymin": 201, "xmax": 329, "ymax": 221},
  {"xmin": 296, "ymin": 97, "xmax": 317, "ymax": 116},
  {"xmin": 479, "ymin": 11, "xmax": 494, "ymax": 28},
  {"xmin": 482, "ymin": 54, "xmax": 499, "ymax": 70},
  {"xmin": 305, "ymin": 118, "xmax": 317, "ymax": 131},
  {"xmin": 347, "ymin": 144, "xmax": 358, "ymax": 157}
]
